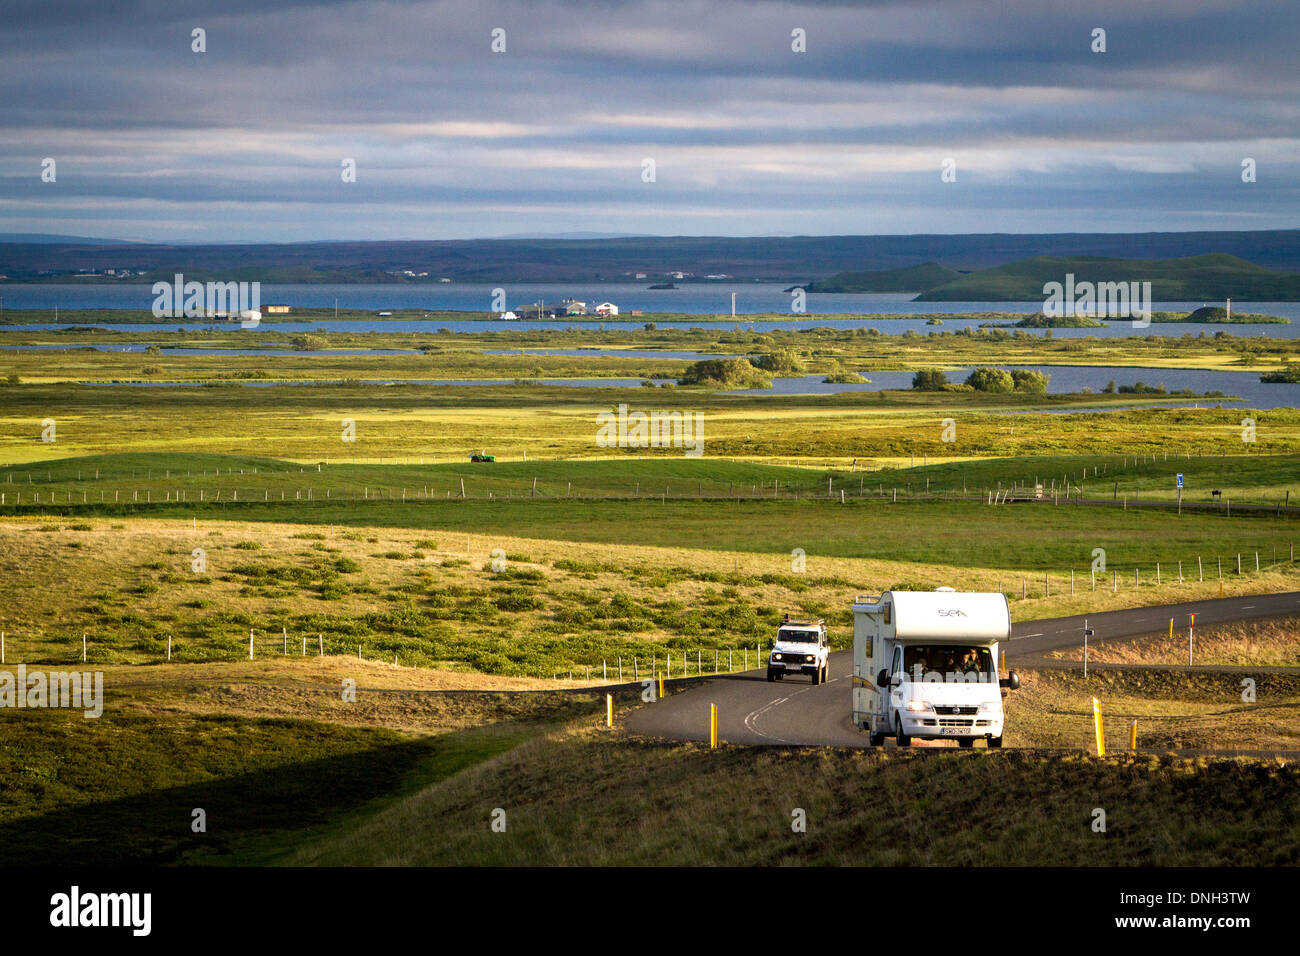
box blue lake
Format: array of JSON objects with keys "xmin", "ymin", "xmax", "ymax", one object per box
[
  {"xmin": 739, "ymin": 366, "xmax": 1297, "ymax": 409},
  {"xmin": 77, "ymin": 364, "xmax": 1300, "ymax": 409},
  {"xmin": 2, "ymin": 282, "xmax": 1296, "ymax": 338}
]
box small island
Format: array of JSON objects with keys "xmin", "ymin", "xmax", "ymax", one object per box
[
  {"xmin": 981, "ymin": 313, "xmax": 1107, "ymax": 329},
  {"xmin": 1260, "ymin": 365, "xmax": 1300, "ymax": 383},
  {"xmin": 981, "ymin": 306, "xmax": 1288, "ymax": 328},
  {"xmin": 1178, "ymin": 306, "xmax": 1289, "ymax": 324}
]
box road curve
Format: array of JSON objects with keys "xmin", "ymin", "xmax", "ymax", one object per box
[{"xmin": 623, "ymin": 590, "xmax": 1300, "ymax": 747}]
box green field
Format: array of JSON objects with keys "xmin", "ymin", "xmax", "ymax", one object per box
[
  {"xmin": 2, "ymin": 383, "xmax": 1296, "ymax": 468},
  {"xmin": 2, "ymin": 320, "xmax": 1299, "ymax": 379},
  {"xmin": 4, "ymin": 448, "xmax": 1300, "ymax": 512},
  {"xmin": 2, "ymin": 452, "xmax": 1298, "ymax": 681},
  {"xmin": 4, "ymin": 454, "xmax": 1299, "ymax": 567},
  {"xmin": 2, "ymin": 316, "xmax": 1298, "ymax": 868}
]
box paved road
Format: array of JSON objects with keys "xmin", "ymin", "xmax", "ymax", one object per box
[{"xmin": 623, "ymin": 591, "xmax": 1300, "ymax": 747}]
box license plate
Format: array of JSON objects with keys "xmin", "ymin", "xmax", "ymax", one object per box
[{"xmin": 940, "ymin": 726, "xmax": 970, "ymax": 735}]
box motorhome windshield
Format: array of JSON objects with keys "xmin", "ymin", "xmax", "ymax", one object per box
[
  {"xmin": 901, "ymin": 645, "xmax": 992, "ymax": 680},
  {"xmin": 779, "ymin": 629, "xmax": 819, "ymax": 643}
]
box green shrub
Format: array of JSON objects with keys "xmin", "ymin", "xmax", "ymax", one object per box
[
  {"xmin": 678, "ymin": 358, "xmax": 770, "ymax": 389},
  {"xmin": 912, "ymin": 369, "xmax": 948, "ymax": 390},
  {"xmin": 966, "ymin": 367, "xmax": 1015, "ymax": 392},
  {"xmin": 751, "ymin": 349, "xmax": 803, "ymax": 374},
  {"xmin": 1010, "ymin": 369, "xmax": 1050, "ymax": 393}
]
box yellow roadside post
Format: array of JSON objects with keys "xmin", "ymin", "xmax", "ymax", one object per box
[
  {"xmin": 1000, "ymin": 650, "xmax": 1006, "ymax": 675},
  {"xmin": 657, "ymin": 674, "xmax": 665, "ymax": 700},
  {"xmin": 1168, "ymin": 618, "xmax": 1173, "ymax": 641},
  {"xmin": 709, "ymin": 703, "xmax": 718, "ymax": 748},
  {"xmin": 606, "ymin": 693, "xmax": 613, "ymax": 728},
  {"xmin": 1129, "ymin": 719, "xmax": 1138, "ymax": 750},
  {"xmin": 1092, "ymin": 697, "xmax": 1105, "ymax": 756}
]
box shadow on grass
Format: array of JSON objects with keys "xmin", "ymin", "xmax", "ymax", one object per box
[{"xmin": 0, "ymin": 733, "xmax": 485, "ymax": 867}]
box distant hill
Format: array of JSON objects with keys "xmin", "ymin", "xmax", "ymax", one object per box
[
  {"xmin": 492, "ymin": 232, "xmax": 661, "ymax": 240},
  {"xmin": 913, "ymin": 254, "xmax": 1300, "ymax": 301},
  {"xmin": 0, "ymin": 233, "xmax": 133, "ymax": 245},
  {"xmin": 802, "ymin": 262, "xmax": 960, "ymax": 293},
  {"xmin": 4, "ymin": 232, "xmax": 1300, "ymax": 284}
]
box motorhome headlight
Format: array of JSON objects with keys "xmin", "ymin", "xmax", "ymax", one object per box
[
  {"xmin": 905, "ymin": 700, "xmax": 934, "ymax": 712},
  {"xmin": 978, "ymin": 701, "xmax": 1000, "ymax": 713},
  {"xmin": 804, "ymin": 654, "xmax": 815, "ymax": 663}
]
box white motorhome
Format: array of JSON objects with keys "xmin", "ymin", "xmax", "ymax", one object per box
[{"xmin": 851, "ymin": 589, "xmax": 1019, "ymax": 748}]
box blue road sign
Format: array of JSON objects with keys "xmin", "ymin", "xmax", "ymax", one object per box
[{"xmin": 1176, "ymin": 473, "xmax": 1184, "ymax": 489}]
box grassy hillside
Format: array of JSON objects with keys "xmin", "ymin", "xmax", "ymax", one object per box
[
  {"xmin": 285, "ymin": 726, "xmax": 1300, "ymax": 865},
  {"xmin": 802, "ymin": 261, "xmax": 961, "ymax": 293},
  {"xmin": 0, "ymin": 657, "xmax": 603, "ymax": 865},
  {"xmin": 3, "ymin": 451, "xmax": 1299, "ymax": 677},
  {"xmin": 1047, "ymin": 614, "xmax": 1300, "ymax": 667},
  {"xmin": 916, "ymin": 254, "xmax": 1300, "ymax": 301},
  {"xmin": 6, "ymin": 646, "xmax": 1296, "ymax": 866}
]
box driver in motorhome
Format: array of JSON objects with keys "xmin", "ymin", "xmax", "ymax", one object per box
[{"xmin": 941, "ymin": 650, "xmax": 958, "ymax": 678}]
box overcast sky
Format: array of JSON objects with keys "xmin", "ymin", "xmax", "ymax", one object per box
[{"xmin": 2, "ymin": 0, "xmax": 1297, "ymax": 242}]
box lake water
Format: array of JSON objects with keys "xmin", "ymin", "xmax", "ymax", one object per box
[
  {"xmin": 77, "ymin": 364, "xmax": 1300, "ymax": 408},
  {"xmin": 0, "ymin": 344, "xmax": 739, "ymax": 359},
  {"xmin": 738, "ymin": 366, "xmax": 1298, "ymax": 408},
  {"xmin": 2, "ymin": 282, "xmax": 1297, "ymax": 338},
  {"xmin": 5, "ymin": 283, "xmax": 1295, "ymax": 409},
  {"xmin": 0, "ymin": 344, "xmax": 415, "ymax": 356}
]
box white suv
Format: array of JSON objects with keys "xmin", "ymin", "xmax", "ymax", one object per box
[{"xmin": 767, "ymin": 617, "xmax": 829, "ymax": 684}]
